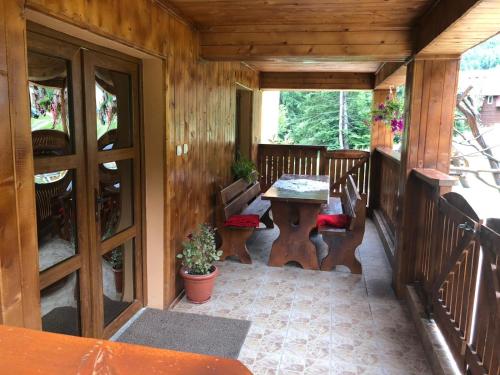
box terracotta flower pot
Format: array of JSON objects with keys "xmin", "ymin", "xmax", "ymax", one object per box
[
  {"xmin": 180, "ymin": 266, "xmax": 219, "ymax": 304},
  {"xmin": 112, "ymin": 268, "xmax": 123, "ymax": 293}
]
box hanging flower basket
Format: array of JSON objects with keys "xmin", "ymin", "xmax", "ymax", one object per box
[{"xmin": 372, "ymin": 90, "xmax": 405, "ymax": 143}]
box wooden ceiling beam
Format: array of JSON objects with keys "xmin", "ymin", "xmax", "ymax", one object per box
[
  {"xmin": 374, "ymin": 62, "xmax": 407, "ymax": 89},
  {"xmin": 260, "ymin": 72, "xmax": 374, "ymax": 90},
  {"xmin": 416, "ymin": 0, "xmax": 500, "ymax": 57},
  {"xmin": 200, "ymin": 30, "xmax": 412, "ymax": 61}
]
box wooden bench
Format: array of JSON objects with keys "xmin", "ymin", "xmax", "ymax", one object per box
[
  {"xmin": 319, "ymin": 175, "xmax": 366, "ymax": 274},
  {"xmin": 217, "ymin": 178, "xmax": 273, "ymax": 264}
]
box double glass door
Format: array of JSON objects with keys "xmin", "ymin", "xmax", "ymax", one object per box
[{"xmin": 28, "ymin": 27, "xmax": 143, "ymax": 338}]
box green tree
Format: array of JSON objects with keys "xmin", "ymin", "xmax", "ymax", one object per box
[
  {"xmin": 461, "ymin": 34, "xmax": 500, "ymax": 70},
  {"xmin": 277, "ymin": 91, "xmax": 372, "ymax": 150}
]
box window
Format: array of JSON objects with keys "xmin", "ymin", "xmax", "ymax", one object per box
[{"xmin": 487, "ymin": 96, "xmax": 494, "ymax": 104}]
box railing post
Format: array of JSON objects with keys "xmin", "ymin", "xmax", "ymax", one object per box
[
  {"xmin": 368, "ymin": 149, "xmax": 381, "ymax": 216},
  {"xmin": 394, "ymin": 58, "xmax": 460, "ymax": 297}
]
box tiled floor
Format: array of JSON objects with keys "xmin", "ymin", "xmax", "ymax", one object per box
[{"xmin": 173, "ymin": 220, "xmax": 431, "ymax": 375}]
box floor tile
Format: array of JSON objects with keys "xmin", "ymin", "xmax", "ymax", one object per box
[{"xmin": 172, "ymin": 220, "xmax": 430, "ymax": 374}]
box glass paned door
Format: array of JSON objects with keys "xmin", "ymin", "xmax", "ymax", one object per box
[
  {"xmin": 83, "ymin": 50, "xmax": 143, "ymax": 338},
  {"xmin": 28, "ymin": 30, "xmax": 92, "ymax": 337},
  {"xmin": 28, "ymin": 27, "xmax": 143, "ymax": 339}
]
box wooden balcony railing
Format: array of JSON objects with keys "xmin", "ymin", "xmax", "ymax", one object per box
[
  {"xmin": 324, "ymin": 149, "xmax": 370, "ymax": 197},
  {"xmin": 256, "ymin": 144, "xmax": 369, "ymax": 197},
  {"xmin": 368, "ymin": 147, "xmax": 401, "ymax": 257},
  {"xmin": 410, "ymin": 168, "xmax": 499, "ymax": 375}
]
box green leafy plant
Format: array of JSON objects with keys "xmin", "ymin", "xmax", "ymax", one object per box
[
  {"xmin": 107, "ymin": 248, "xmax": 123, "ymax": 270},
  {"xmin": 232, "ymin": 156, "xmax": 258, "ymax": 183},
  {"xmin": 371, "ymin": 89, "xmax": 405, "ymax": 143},
  {"xmin": 177, "ymin": 224, "xmax": 222, "ymax": 275}
]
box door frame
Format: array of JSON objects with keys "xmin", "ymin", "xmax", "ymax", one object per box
[
  {"xmin": 27, "ymin": 23, "xmax": 147, "ymax": 339},
  {"xmin": 235, "ymin": 83, "xmax": 254, "ymax": 161},
  {"xmin": 82, "ymin": 49, "xmax": 144, "ymax": 338},
  {"xmin": 28, "ymin": 29, "xmax": 93, "ymax": 337}
]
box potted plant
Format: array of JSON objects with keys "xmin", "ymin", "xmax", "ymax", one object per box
[
  {"xmin": 107, "ymin": 248, "xmax": 123, "ymax": 293},
  {"xmin": 177, "ymin": 224, "xmax": 222, "ymax": 304},
  {"xmin": 371, "ymin": 89, "xmax": 405, "ymax": 146},
  {"xmin": 232, "ymin": 155, "xmax": 259, "ymax": 183}
]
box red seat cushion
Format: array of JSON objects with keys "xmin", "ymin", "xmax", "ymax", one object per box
[
  {"xmin": 317, "ymin": 214, "xmax": 351, "ymax": 228},
  {"xmin": 224, "ymin": 214, "xmax": 260, "ymax": 228}
]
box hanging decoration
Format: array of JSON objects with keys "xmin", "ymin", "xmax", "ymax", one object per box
[{"xmin": 371, "ymin": 88, "xmax": 405, "ymax": 142}]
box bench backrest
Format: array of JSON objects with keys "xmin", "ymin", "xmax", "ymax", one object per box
[
  {"xmin": 340, "ymin": 175, "xmax": 365, "ymax": 231},
  {"xmin": 219, "ymin": 178, "xmax": 262, "ymax": 220}
]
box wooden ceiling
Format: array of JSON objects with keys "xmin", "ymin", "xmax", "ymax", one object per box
[
  {"xmin": 166, "ymin": 0, "xmax": 437, "ymax": 72},
  {"xmin": 162, "ymin": 0, "xmax": 500, "ymax": 89}
]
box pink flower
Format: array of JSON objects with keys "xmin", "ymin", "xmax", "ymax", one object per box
[
  {"xmin": 390, "ymin": 118, "xmax": 404, "ymax": 133},
  {"xmin": 378, "ymin": 103, "xmax": 385, "ymax": 110}
]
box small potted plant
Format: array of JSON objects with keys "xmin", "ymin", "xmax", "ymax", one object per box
[
  {"xmin": 107, "ymin": 248, "xmax": 123, "ymax": 293},
  {"xmin": 177, "ymin": 224, "xmax": 222, "ymax": 304},
  {"xmin": 232, "ymin": 155, "xmax": 259, "ymax": 183}
]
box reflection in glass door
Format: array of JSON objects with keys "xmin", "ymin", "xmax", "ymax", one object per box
[
  {"xmin": 84, "ymin": 50, "xmax": 143, "ymax": 337},
  {"xmin": 28, "ymin": 31, "xmax": 91, "ymax": 337},
  {"xmin": 28, "ymin": 27, "xmax": 143, "ymax": 339}
]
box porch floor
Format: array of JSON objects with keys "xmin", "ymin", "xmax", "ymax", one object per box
[{"xmin": 173, "ymin": 220, "xmax": 431, "ymax": 375}]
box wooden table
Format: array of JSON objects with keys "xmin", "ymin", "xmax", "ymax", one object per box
[
  {"xmin": 262, "ymin": 174, "xmax": 330, "ymax": 270},
  {"xmin": 0, "ymin": 325, "xmax": 251, "ymax": 375}
]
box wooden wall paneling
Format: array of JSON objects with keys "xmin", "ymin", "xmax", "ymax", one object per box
[
  {"xmin": 159, "ymin": 18, "xmax": 261, "ymax": 301},
  {"xmin": 0, "ymin": 0, "xmax": 41, "ymax": 329},
  {"xmin": 26, "ymin": 0, "xmax": 170, "ymax": 57},
  {"xmin": 393, "ymin": 58, "xmax": 460, "ymax": 296},
  {"xmin": 0, "ymin": 0, "xmax": 263, "ymax": 314}
]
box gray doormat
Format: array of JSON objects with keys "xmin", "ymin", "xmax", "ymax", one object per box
[{"xmin": 116, "ymin": 309, "xmax": 251, "ymax": 359}]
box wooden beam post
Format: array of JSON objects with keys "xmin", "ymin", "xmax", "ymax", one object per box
[
  {"xmin": 370, "ymin": 89, "xmax": 393, "ymax": 151},
  {"xmin": 393, "ymin": 58, "xmax": 460, "ymax": 296},
  {"xmin": 368, "ymin": 89, "xmax": 392, "ymax": 215}
]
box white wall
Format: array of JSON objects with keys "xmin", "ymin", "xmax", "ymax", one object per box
[{"xmin": 260, "ymin": 91, "xmax": 281, "ymax": 143}]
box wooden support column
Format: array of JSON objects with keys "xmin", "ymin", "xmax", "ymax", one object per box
[
  {"xmin": 0, "ymin": 0, "xmax": 40, "ymax": 328},
  {"xmin": 368, "ymin": 89, "xmax": 392, "ymax": 214},
  {"xmin": 370, "ymin": 89, "xmax": 393, "ymax": 151},
  {"xmin": 393, "ymin": 58, "xmax": 460, "ymax": 296}
]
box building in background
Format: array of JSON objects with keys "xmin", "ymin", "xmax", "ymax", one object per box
[{"xmin": 459, "ymin": 67, "xmax": 500, "ymax": 127}]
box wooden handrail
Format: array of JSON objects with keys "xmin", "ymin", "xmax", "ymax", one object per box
[
  {"xmin": 0, "ymin": 325, "xmax": 251, "ymax": 374},
  {"xmin": 376, "ymin": 146, "xmax": 401, "ymax": 163},
  {"xmin": 413, "ymin": 168, "xmax": 458, "ymax": 187},
  {"xmin": 409, "ymin": 170, "xmax": 500, "ymax": 375}
]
